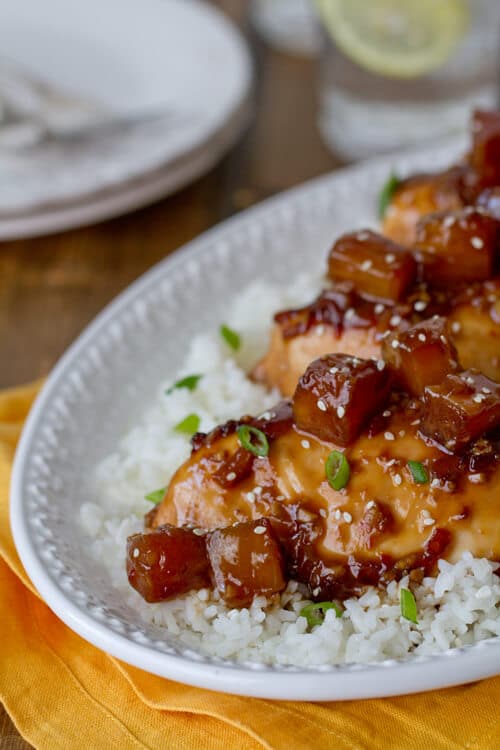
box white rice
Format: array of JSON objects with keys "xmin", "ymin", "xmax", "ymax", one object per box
[{"xmin": 81, "ymin": 272, "xmax": 500, "ymax": 666}]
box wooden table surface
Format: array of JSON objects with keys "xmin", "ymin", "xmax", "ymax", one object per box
[{"xmin": 0, "ymin": 1, "xmax": 339, "ymax": 745}]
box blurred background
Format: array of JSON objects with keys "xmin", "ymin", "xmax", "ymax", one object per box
[{"xmin": 1, "ymin": 0, "xmax": 499, "ymax": 387}]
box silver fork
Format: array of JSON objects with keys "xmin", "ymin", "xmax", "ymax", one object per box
[{"xmin": 0, "ymin": 59, "xmax": 178, "ymax": 151}]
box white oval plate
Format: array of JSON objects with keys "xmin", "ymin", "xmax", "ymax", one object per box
[
  {"xmin": 0, "ymin": 0, "xmax": 251, "ymax": 239},
  {"xmin": 11, "ymin": 138, "xmax": 500, "ymax": 700}
]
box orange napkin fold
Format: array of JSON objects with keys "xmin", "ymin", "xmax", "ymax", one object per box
[{"xmin": 1, "ymin": 381, "xmax": 499, "ymax": 750}]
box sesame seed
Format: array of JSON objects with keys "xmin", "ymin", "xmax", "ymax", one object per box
[
  {"xmin": 443, "ymin": 215, "xmax": 455, "ymax": 228},
  {"xmin": 391, "ymin": 339, "xmax": 399, "ymax": 349},
  {"xmin": 312, "ymin": 587, "xmax": 321, "ymax": 597},
  {"xmin": 343, "ymin": 511, "xmax": 352, "ymax": 523},
  {"xmin": 254, "ymin": 486, "xmax": 262, "ymax": 496},
  {"xmin": 383, "ymin": 410, "xmax": 392, "ymax": 418},
  {"xmin": 414, "ymin": 300, "xmax": 428, "ymax": 312},
  {"xmin": 466, "ymin": 376, "xmax": 475, "ymax": 385},
  {"xmin": 329, "ymin": 366, "xmax": 339, "ymax": 374},
  {"xmin": 366, "ymin": 500, "xmax": 376, "ymax": 510},
  {"xmin": 253, "ymin": 525, "xmax": 267, "ymax": 535},
  {"xmin": 440, "ymin": 335, "xmax": 448, "ymax": 344},
  {"xmin": 410, "ymin": 418, "xmax": 421, "ymax": 426},
  {"xmin": 398, "ymin": 430, "xmax": 406, "ymax": 437},
  {"xmin": 418, "ymin": 333, "xmax": 426, "ymax": 343},
  {"xmin": 473, "ymin": 394, "xmax": 485, "ymax": 403},
  {"xmin": 301, "ymin": 439, "xmax": 311, "ymax": 449},
  {"xmin": 384, "ymin": 431, "xmax": 395, "ymax": 441},
  {"xmin": 319, "ymin": 509, "xmax": 327, "ymax": 518},
  {"xmin": 316, "ymin": 325, "xmax": 325, "ymax": 336},
  {"xmin": 317, "ymin": 399, "xmax": 327, "ymax": 411},
  {"xmin": 337, "ymin": 405, "xmax": 346, "ymax": 419},
  {"xmin": 345, "ymin": 308, "xmax": 355, "ymax": 320},
  {"xmin": 133, "ymin": 548, "xmax": 140, "ymax": 558},
  {"xmin": 334, "ymin": 509, "xmax": 342, "ymax": 521},
  {"xmin": 374, "ymin": 303, "xmax": 385, "ymax": 315},
  {"xmin": 260, "ymin": 411, "xmax": 271, "ymax": 421},
  {"xmin": 482, "ymin": 387, "xmax": 491, "ymax": 395},
  {"xmin": 421, "ymin": 509, "xmax": 430, "ymax": 517},
  {"xmin": 393, "ymin": 473, "xmax": 402, "ymax": 486},
  {"xmin": 385, "ymin": 253, "xmax": 396, "ymax": 264},
  {"xmin": 468, "ymin": 473, "xmax": 485, "ymax": 484},
  {"xmin": 357, "ymin": 231, "xmax": 370, "ymax": 241},
  {"xmin": 226, "ymin": 472, "xmax": 236, "ymax": 481},
  {"xmin": 451, "ymin": 321, "xmax": 461, "ymax": 334},
  {"xmin": 423, "ymin": 517, "xmax": 435, "ymax": 526},
  {"xmin": 361, "ymin": 259, "xmax": 373, "ymax": 271},
  {"xmin": 430, "ymin": 478, "xmax": 441, "ymax": 488},
  {"xmin": 390, "ymin": 315, "xmax": 402, "ymax": 327},
  {"xmin": 193, "ymin": 528, "xmax": 205, "ymax": 536},
  {"xmin": 471, "ymin": 236, "xmax": 484, "ymax": 249},
  {"xmin": 377, "ymin": 359, "xmax": 386, "ymax": 371},
  {"xmin": 246, "ymin": 491, "xmax": 255, "ymax": 503}
]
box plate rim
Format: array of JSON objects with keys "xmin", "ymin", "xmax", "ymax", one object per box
[{"xmin": 10, "ymin": 137, "xmax": 500, "ymax": 700}]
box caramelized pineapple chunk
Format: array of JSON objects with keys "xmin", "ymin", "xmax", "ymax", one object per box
[
  {"xmin": 415, "ymin": 208, "xmax": 498, "ymax": 285},
  {"xmin": 382, "ymin": 316, "xmax": 459, "ymax": 396},
  {"xmin": 293, "ymin": 353, "xmax": 392, "ymax": 446},
  {"xmin": 470, "ymin": 110, "xmax": 500, "ymax": 189},
  {"xmin": 212, "ymin": 447, "xmax": 255, "ymax": 488},
  {"xmin": 421, "ymin": 370, "xmax": 500, "ymax": 452},
  {"xmin": 327, "ymin": 230, "xmax": 417, "ymax": 302},
  {"xmin": 126, "ymin": 525, "xmax": 210, "ymax": 602},
  {"xmin": 207, "ymin": 519, "xmax": 286, "ymax": 606}
]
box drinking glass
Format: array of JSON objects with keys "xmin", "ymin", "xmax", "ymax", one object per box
[{"xmin": 317, "ymin": 0, "xmax": 500, "ymax": 161}]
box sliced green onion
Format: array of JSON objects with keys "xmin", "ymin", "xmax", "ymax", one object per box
[
  {"xmin": 326, "ymin": 450, "xmax": 350, "ymax": 490},
  {"xmin": 378, "ymin": 172, "xmax": 400, "ymax": 219},
  {"xmin": 220, "ymin": 324, "xmax": 241, "ymax": 351},
  {"xmin": 400, "ymin": 587, "xmax": 418, "ymax": 624},
  {"xmin": 174, "ymin": 413, "xmax": 201, "ymax": 435},
  {"xmin": 408, "ymin": 460, "xmax": 429, "ymax": 484},
  {"xmin": 145, "ymin": 487, "xmax": 166, "ymax": 504},
  {"xmin": 166, "ymin": 374, "xmax": 202, "ymax": 395},
  {"xmin": 300, "ymin": 601, "xmax": 343, "ymax": 629},
  {"xmin": 237, "ymin": 424, "xmax": 269, "ymax": 457}
]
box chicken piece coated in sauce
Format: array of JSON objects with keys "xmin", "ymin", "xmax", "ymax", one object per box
[
  {"xmin": 253, "ymin": 279, "xmax": 500, "ymax": 397},
  {"xmin": 152, "ymin": 373, "xmax": 500, "ymax": 601}
]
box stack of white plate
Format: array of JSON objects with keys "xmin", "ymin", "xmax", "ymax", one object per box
[{"xmin": 0, "ymin": 0, "xmax": 252, "ymax": 239}]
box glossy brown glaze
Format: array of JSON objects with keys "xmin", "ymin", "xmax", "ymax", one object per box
[
  {"xmin": 415, "ymin": 207, "xmax": 498, "ymax": 285},
  {"xmin": 254, "ymin": 278, "xmax": 500, "ymax": 396},
  {"xmin": 293, "ymin": 353, "xmax": 392, "ymax": 445},
  {"xmin": 327, "ymin": 230, "xmax": 417, "ymax": 302},
  {"xmin": 152, "ymin": 391, "xmax": 500, "ymax": 600},
  {"xmin": 381, "ymin": 316, "xmax": 459, "ymax": 395}
]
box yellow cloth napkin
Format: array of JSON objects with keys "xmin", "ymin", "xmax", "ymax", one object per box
[{"xmin": 1, "ymin": 382, "xmax": 499, "ymax": 750}]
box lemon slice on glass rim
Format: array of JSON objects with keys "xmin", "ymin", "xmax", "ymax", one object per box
[{"xmin": 316, "ymin": 0, "xmax": 469, "ymax": 78}]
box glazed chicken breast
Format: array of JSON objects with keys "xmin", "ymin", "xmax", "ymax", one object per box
[
  {"xmin": 128, "ymin": 321, "xmax": 500, "ymax": 607},
  {"xmin": 254, "ymin": 220, "xmax": 500, "ymax": 397}
]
